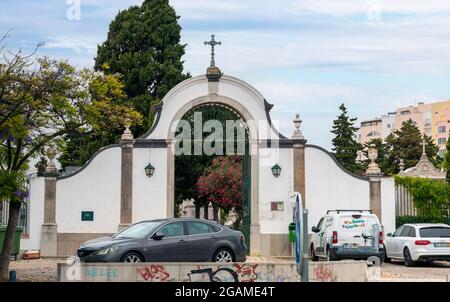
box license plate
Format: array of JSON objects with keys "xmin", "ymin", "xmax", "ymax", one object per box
[
  {"xmin": 343, "ymin": 243, "xmax": 359, "ymax": 249},
  {"xmin": 434, "ymin": 243, "xmax": 450, "ymax": 248}
]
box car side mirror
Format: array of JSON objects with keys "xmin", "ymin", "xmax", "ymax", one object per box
[
  {"xmin": 153, "ymin": 232, "xmax": 165, "ymax": 240},
  {"xmin": 387, "ymin": 233, "xmax": 392, "ymax": 237},
  {"xmin": 311, "ymin": 227, "xmax": 319, "ymax": 233}
]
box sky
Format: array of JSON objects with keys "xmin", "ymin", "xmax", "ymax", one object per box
[{"xmin": 1, "ymin": 0, "xmax": 450, "ymax": 149}]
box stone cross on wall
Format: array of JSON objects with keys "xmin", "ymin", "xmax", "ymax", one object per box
[
  {"xmin": 204, "ymin": 34, "xmax": 222, "ymax": 67},
  {"xmin": 421, "ymin": 136, "xmax": 428, "ymax": 155}
]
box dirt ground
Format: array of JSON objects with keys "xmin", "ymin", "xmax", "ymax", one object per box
[{"xmin": 7, "ymin": 257, "xmax": 450, "ymax": 282}]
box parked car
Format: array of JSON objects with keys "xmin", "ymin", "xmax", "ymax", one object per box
[
  {"xmin": 76, "ymin": 218, "xmax": 247, "ymax": 263},
  {"xmin": 310, "ymin": 210, "xmax": 384, "ymax": 261},
  {"xmin": 384, "ymin": 223, "xmax": 450, "ymax": 267}
]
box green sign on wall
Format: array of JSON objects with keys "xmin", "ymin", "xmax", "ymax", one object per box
[{"xmin": 81, "ymin": 211, "xmax": 94, "ymax": 221}]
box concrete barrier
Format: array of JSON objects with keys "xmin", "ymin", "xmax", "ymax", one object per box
[
  {"xmin": 58, "ymin": 260, "xmax": 367, "ymax": 282},
  {"xmin": 309, "ymin": 261, "xmax": 367, "ymax": 282}
]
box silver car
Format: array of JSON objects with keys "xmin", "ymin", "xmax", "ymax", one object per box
[{"xmin": 384, "ymin": 223, "xmax": 450, "ymax": 266}]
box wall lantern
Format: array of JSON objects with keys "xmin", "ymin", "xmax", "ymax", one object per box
[
  {"xmin": 145, "ymin": 163, "xmax": 155, "ymax": 177},
  {"xmin": 271, "ymin": 164, "xmax": 282, "ymax": 178}
]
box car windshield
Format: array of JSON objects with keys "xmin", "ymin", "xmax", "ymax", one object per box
[
  {"xmin": 114, "ymin": 222, "xmax": 161, "ymax": 239},
  {"xmin": 419, "ymin": 227, "xmax": 450, "ymax": 238}
]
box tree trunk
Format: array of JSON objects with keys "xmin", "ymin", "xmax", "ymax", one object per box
[
  {"xmin": 0, "ymin": 201, "xmax": 21, "ymax": 281},
  {"xmin": 195, "ymin": 205, "xmax": 200, "ymax": 218},
  {"xmin": 213, "ymin": 205, "xmax": 219, "ymax": 221},
  {"xmin": 203, "ymin": 204, "xmax": 209, "ymax": 220}
]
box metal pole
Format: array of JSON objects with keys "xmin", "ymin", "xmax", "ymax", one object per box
[{"xmin": 301, "ymin": 208, "xmax": 309, "ymax": 282}]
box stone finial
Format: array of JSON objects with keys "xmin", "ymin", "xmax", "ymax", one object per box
[
  {"xmin": 366, "ymin": 144, "xmax": 381, "ymax": 174},
  {"xmin": 399, "ymin": 159, "xmax": 405, "ymax": 172},
  {"xmin": 45, "ymin": 144, "xmax": 57, "ymax": 173},
  {"xmin": 291, "ymin": 113, "xmax": 305, "ymax": 140},
  {"xmin": 121, "ymin": 123, "xmax": 134, "ymax": 141},
  {"xmin": 356, "ymin": 150, "xmax": 364, "ymax": 163}
]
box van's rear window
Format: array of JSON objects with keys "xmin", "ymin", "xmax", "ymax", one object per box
[
  {"xmin": 419, "ymin": 227, "xmax": 450, "ymax": 238},
  {"xmin": 339, "ymin": 216, "xmax": 377, "ymax": 232}
]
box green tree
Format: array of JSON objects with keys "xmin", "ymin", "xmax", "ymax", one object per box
[
  {"xmin": 385, "ymin": 119, "xmax": 439, "ymax": 174},
  {"xmin": 331, "ymin": 103, "xmax": 362, "ymax": 173},
  {"xmin": 95, "ymin": 0, "xmax": 190, "ymax": 135},
  {"xmin": 0, "ymin": 41, "xmax": 141, "ymax": 280},
  {"xmin": 443, "ymin": 132, "xmax": 450, "ymax": 181}
]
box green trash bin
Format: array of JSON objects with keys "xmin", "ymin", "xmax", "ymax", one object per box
[
  {"xmin": 288, "ymin": 223, "xmax": 296, "ymax": 243},
  {"xmin": 0, "ymin": 225, "xmax": 23, "ymax": 260}
]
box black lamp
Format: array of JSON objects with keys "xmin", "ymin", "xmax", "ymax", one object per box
[
  {"xmin": 145, "ymin": 163, "xmax": 155, "ymax": 177},
  {"xmin": 271, "ymin": 164, "xmax": 281, "ymax": 178}
]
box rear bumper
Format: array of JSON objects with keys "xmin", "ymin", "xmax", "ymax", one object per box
[
  {"xmin": 332, "ymin": 246, "xmax": 384, "ymax": 260},
  {"xmin": 417, "ymin": 255, "xmax": 450, "ymax": 262}
]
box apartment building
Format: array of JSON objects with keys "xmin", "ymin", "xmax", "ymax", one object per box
[{"xmin": 359, "ymin": 100, "xmax": 450, "ymax": 157}]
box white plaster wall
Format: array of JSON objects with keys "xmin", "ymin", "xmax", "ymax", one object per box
[
  {"xmin": 145, "ymin": 75, "xmax": 280, "ymax": 141},
  {"xmin": 381, "ymin": 177, "xmax": 396, "ymax": 234},
  {"xmin": 20, "ymin": 175, "xmax": 44, "ymax": 250},
  {"xmin": 305, "ymin": 146, "xmax": 371, "ymax": 232},
  {"xmin": 132, "ymin": 148, "xmax": 168, "ymax": 222},
  {"xmin": 259, "ymin": 148, "xmax": 294, "ymax": 234},
  {"xmin": 56, "ymin": 147, "xmax": 121, "ymax": 233}
]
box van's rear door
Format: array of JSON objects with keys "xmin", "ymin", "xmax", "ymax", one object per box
[{"xmin": 338, "ymin": 215, "xmax": 379, "ymax": 249}]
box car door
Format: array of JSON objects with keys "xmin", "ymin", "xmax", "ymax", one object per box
[
  {"xmin": 186, "ymin": 221, "xmax": 218, "ymax": 262},
  {"xmin": 387, "ymin": 226, "xmax": 404, "ymax": 258},
  {"xmin": 312, "ymin": 218, "xmax": 324, "ymax": 255},
  {"xmin": 146, "ymin": 222, "xmax": 188, "ymax": 262},
  {"xmin": 395, "ymin": 226, "xmax": 412, "ymax": 257}
]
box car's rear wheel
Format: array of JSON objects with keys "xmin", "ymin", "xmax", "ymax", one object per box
[
  {"xmin": 214, "ymin": 248, "xmax": 235, "ymax": 263},
  {"xmin": 310, "ymin": 245, "xmax": 319, "ymax": 262},
  {"xmin": 122, "ymin": 252, "xmax": 143, "ymax": 263},
  {"xmin": 403, "ymin": 248, "xmax": 415, "ymax": 267},
  {"xmin": 383, "ymin": 245, "xmax": 391, "ymax": 263},
  {"xmin": 326, "ymin": 247, "xmax": 337, "ymax": 262}
]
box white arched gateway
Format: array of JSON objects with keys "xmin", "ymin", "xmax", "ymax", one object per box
[{"xmin": 23, "ymin": 66, "xmax": 396, "ymax": 257}]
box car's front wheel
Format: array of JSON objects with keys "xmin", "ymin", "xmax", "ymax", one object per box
[
  {"xmin": 213, "ymin": 248, "xmax": 235, "ymax": 263},
  {"xmin": 121, "ymin": 252, "xmax": 143, "ymax": 263},
  {"xmin": 403, "ymin": 248, "xmax": 416, "ymax": 267}
]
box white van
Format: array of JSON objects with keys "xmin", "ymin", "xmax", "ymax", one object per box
[{"xmin": 310, "ymin": 210, "xmax": 384, "ymax": 261}]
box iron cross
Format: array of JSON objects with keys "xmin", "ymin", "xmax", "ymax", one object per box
[{"xmin": 204, "ymin": 34, "xmax": 222, "ymax": 67}]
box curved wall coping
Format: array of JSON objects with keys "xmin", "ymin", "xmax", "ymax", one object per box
[
  {"xmin": 306, "ymin": 144, "xmax": 369, "ymax": 181},
  {"xmin": 57, "ymin": 144, "xmax": 120, "ymax": 180}
]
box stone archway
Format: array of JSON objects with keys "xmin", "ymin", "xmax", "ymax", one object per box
[{"xmin": 166, "ymin": 95, "xmax": 261, "ymax": 255}]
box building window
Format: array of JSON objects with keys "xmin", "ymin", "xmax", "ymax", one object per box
[
  {"xmin": 438, "ymin": 126, "xmax": 447, "ymax": 134},
  {"xmin": 400, "ymin": 110, "xmax": 411, "ymax": 115},
  {"xmin": 438, "ymin": 149, "xmax": 446, "ymax": 158},
  {"xmin": 438, "ymin": 138, "xmax": 447, "ymax": 145},
  {"xmin": 367, "ymin": 131, "xmax": 381, "ymax": 137},
  {"xmin": 387, "ymin": 124, "xmax": 391, "ymax": 129},
  {"xmin": 425, "ymin": 119, "xmax": 432, "ymax": 127}
]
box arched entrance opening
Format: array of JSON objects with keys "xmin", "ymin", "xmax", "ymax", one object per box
[{"xmin": 173, "ymin": 102, "xmax": 251, "ymax": 250}]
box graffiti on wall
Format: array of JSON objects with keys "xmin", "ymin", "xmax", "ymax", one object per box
[
  {"xmin": 313, "ymin": 264, "xmax": 337, "ymax": 282},
  {"xmin": 137, "ymin": 265, "xmax": 173, "ymax": 281}
]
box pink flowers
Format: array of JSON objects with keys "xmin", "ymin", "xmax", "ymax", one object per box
[{"xmin": 196, "ymin": 156, "xmax": 242, "ymax": 211}]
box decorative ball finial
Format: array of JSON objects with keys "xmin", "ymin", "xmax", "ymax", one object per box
[
  {"xmin": 366, "ymin": 144, "xmax": 381, "ymax": 175},
  {"xmin": 45, "ymin": 144, "xmax": 57, "ymax": 173},
  {"xmin": 292, "ymin": 113, "xmax": 304, "ymax": 140},
  {"xmin": 121, "ymin": 121, "xmax": 134, "ymax": 141},
  {"xmin": 399, "ymin": 159, "xmax": 405, "ymax": 172}
]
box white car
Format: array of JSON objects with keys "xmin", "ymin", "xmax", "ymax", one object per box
[
  {"xmin": 384, "ymin": 224, "xmax": 450, "ymax": 267},
  {"xmin": 310, "ymin": 210, "xmax": 384, "ymax": 261}
]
